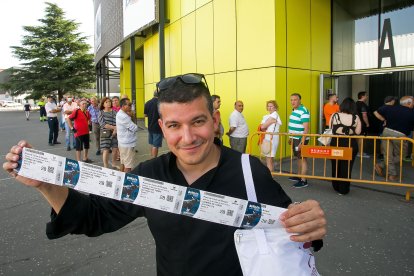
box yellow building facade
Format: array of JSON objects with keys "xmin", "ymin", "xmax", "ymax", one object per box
[{"xmin": 119, "ymin": 0, "xmax": 331, "ymax": 154}]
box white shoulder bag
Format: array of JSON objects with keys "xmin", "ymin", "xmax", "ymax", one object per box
[{"xmin": 234, "ymin": 154, "xmax": 319, "ymax": 276}]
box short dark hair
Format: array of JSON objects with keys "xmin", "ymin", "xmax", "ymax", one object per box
[
  {"xmin": 384, "ymin": 96, "xmax": 396, "ymax": 104},
  {"xmin": 291, "ymin": 93, "xmax": 301, "ymax": 99},
  {"xmin": 120, "ymin": 98, "xmax": 130, "ymax": 107},
  {"xmin": 211, "ymin": 95, "xmax": 220, "ymax": 102},
  {"xmin": 158, "ymin": 78, "xmax": 213, "ymax": 117},
  {"xmin": 357, "ymin": 91, "xmax": 367, "ymax": 99},
  {"xmin": 339, "ymin": 97, "xmax": 357, "ymax": 115},
  {"xmin": 328, "ymin": 94, "xmax": 337, "ymax": 99}
]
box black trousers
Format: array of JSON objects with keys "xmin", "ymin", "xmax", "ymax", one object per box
[
  {"xmin": 47, "ymin": 117, "xmax": 59, "ymax": 144},
  {"xmin": 40, "ymin": 107, "xmax": 47, "ymax": 117},
  {"xmin": 331, "ymin": 137, "xmax": 358, "ymax": 195}
]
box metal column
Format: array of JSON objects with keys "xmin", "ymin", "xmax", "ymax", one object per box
[
  {"xmin": 130, "ymin": 37, "xmax": 136, "ymax": 107},
  {"xmin": 159, "ymin": 0, "xmax": 165, "ymax": 80}
]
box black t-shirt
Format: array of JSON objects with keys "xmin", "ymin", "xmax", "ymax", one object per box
[
  {"xmin": 144, "ymin": 97, "xmax": 162, "ymax": 134},
  {"xmin": 377, "ymin": 105, "xmax": 414, "ymax": 136},
  {"xmin": 24, "ymin": 103, "xmax": 31, "ymax": 111},
  {"xmin": 356, "ymin": 100, "xmax": 369, "ymax": 129},
  {"xmin": 46, "ymin": 141, "xmax": 292, "ymax": 276}
]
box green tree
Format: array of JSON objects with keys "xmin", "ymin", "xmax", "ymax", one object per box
[{"xmin": 2, "ymin": 2, "xmax": 94, "ymax": 100}]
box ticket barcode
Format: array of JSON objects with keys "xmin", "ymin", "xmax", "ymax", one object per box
[
  {"xmin": 105, "ymin": 181, "xmax": 113, "ymax": 188},
  {"xmin": 166, "ymin": 195, "xmax": 174, "ymax": 202}
]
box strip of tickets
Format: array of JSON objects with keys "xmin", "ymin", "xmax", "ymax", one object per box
[{"xmin": 16, "ymin": 147, "xmax": 286, "ymax": 229}]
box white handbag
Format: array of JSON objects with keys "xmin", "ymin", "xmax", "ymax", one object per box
[
  {"xmin": 234, "ymin": 154, "xmax": 319, "ymax": 276},
  {"xmin": 317, "ymin": 128, "xmax": 332, "ymax": 146}
]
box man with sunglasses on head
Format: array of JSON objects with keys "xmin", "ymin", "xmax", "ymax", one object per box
[{"xmin": 4, "ymin": 73, "xmax": 326, "ymax": 276}]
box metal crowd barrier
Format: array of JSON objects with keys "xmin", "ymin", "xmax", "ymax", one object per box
[{"xmin": 248, "ymin": 132, "xmax": 414, "ymax": 201}]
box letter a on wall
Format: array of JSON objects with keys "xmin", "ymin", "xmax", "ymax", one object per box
[{"xmin": 378, "ymin": 18, "xmax": 396, "ymax": 68}]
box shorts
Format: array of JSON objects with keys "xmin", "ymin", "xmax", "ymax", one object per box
[
  {"xmin": 291, "ymin": 138, "xmax": 309, "ymax": 158},
  {"xmin": 148, "ymin": 132, "xmax": 163, "ymax": 148},
  {"xmin": 75, "ymin": 134, "xmax": 90, "ymax": 151},
  {"xmin": 119, "ymin": 146, "xmax": 137, "ymax": 169}
]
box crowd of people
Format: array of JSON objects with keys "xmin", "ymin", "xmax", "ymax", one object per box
[
  {"xmin": 25, "ymin": 87, "xmax": 414, "ymax": 194},
  {"xmin": 211, "ymin": 91, "xmax": 413, "ymax": 195},
  {"xmin": 4, "ymin": 73, "xmax": 327, "ymax": 275},
  {"xmin": 37, "ymin": 94, "xmax": 163, "ymax": 172}
]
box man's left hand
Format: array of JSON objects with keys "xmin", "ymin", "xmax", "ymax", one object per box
[{"xmin": 279, "ymin": 200, "xmax": 327, "ymax": 242}]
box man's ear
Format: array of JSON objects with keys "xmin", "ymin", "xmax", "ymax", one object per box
[
  {"xmin": 212, "ymin": 111, "xmax": 220, "ymax": 128},
  {"xmin": 158, "ymin": 118, "xmax": 166, "ymax": 136}
]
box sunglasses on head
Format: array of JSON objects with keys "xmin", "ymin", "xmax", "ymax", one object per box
[{"xmin": 157, "ymin": 73, "xmax": 209, "ymax": 92}]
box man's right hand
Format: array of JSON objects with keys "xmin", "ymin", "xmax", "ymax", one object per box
[
  {"xmin": 3, "ymin": 140, "xmax": 44, "ymax": 188},
  {"xmin": 3, "ymin": 140, "xmax": 69, "ymax": 214}
]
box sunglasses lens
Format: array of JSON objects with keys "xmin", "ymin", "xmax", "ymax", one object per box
[
  {"xmin": 158, "ymin": 77, "xmax": 176, "ymax": 91},
  {"xmin": 157, "ymin": 73, "xmax": 207, "ymax": 92},
  {"xmin": 181, "ymin": 73, "xmax": 203, "ymax": 84}
]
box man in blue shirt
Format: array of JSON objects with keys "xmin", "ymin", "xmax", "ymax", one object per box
[{"xmin": 87, "ymin": 97, "xmax": 101, "ymax": 156}]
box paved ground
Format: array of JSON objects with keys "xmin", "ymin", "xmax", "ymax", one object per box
[{"xmin": 1, "ymin": 110, "xmax": 413, "ymax": 275}]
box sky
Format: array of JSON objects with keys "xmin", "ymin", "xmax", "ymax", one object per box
[{"xmin": 0, "ymin": 0, "xmax": 94, "ymax": 69}]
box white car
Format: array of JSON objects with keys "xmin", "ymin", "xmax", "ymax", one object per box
[{"xmin": 0, "ymin": 100, "xmax": 23, "ymax": 107}]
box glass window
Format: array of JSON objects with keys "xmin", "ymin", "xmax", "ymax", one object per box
[
  {"xmin": 379, "ymin": 5, "xmax": 414, "ymax": 67},
  {"xmin": 333, "ymin": 0, "xmax": 414, "ymax": 72}
]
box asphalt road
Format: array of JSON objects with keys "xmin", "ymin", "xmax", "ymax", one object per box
[{"xmin": 0, "ymin": 110, "xmax": 413, "ymax": 275}]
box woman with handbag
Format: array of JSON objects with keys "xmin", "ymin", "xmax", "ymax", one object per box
[
  {"xmin": 98, "ymin": 97, "xmax": 119, "ymax": 168},
  {"xmin": 260, "ymin": 100, "xmax": 282, "ymax": 172},
  {"xmin": 330, "ymin": 97, "xmax": 361, "ymax": 195}
]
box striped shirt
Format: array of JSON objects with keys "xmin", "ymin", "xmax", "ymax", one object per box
[
  {"xmin": 288, "ymin": 104, "xmax": 310, "ymax": 139},
  {"xmin": 99, "ymin": 110, "xmax": 116, "ymax": 129}
]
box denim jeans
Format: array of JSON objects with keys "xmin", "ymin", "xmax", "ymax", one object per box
[{"xmin": 64, "ymin": 121, "xmax": 76, "ymax": 147}]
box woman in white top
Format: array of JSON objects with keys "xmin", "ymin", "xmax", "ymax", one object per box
[{"xmin": 260, "ymin": 100, "xmax": 283, "ymax": 172}]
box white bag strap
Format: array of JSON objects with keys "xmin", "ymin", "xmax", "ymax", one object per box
[
  {"xmin": 241, "ymin": 154, "xmax": 257, "ymax": 202},
  {"xmin": 241, "ymin": 154, "xmax": 269, "ymax": 254}
]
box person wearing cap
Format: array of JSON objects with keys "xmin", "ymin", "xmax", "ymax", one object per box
[{"xmin": 44, "ymin": 95, "xmax": 61, "ymax": 146}]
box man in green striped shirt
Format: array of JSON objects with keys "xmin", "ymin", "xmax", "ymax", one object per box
[{"xmin": 288, "ymin": 93, "xmax": 310, "ymax": 188}]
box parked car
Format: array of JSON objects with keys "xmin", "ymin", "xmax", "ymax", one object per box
[{"xmin": 0, "ymin": 100, "xmax": 23, "ymax": 107}]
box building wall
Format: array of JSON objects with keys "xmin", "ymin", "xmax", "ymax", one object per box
[{"xmin": 121, "ymin": 0, "xmax": 332, "ymax": 153}]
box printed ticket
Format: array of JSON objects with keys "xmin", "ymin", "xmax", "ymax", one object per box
[
  {"xmin": 62, "ymin": 159, "xmax": 124, "ymax": 198},
  {"xmin": 16, "ymin": 147, "xmax": 286, "ymax": 229},
  {"xmin": 18, "ymin": 148, "xmax": 65, "ymax": 185},
  {"xmin": 181, "ymin": 188, "xmax": 248, "ymax": 227}
]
